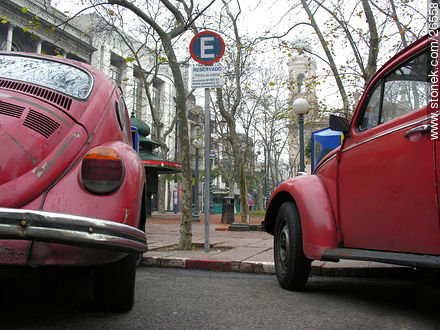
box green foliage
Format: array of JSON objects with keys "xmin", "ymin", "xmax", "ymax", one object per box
[
  {"xmin": 21, "ymin": 7, "xmax": 28, "ymax": 14},
  {"xmin": 211, "ymin": 167, "xmax": 222, "ymax": 180},
  {"xmin": 250, "ymin": 210, "xmax": 265, "ymax": 217}
]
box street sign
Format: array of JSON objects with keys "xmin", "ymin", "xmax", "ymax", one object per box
[
  {"xmin": 189, "ymin": 31, "xmax": 225, "ymax": 65},
  {"xmin": 191, "ymin": 65, "xmax": 223, "ymax": 89},
  {"xmin": 189, "ymin": 31, "xmax": 225, "ymax": 253}
]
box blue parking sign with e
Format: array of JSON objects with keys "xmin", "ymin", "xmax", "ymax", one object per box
[{"xmin": 190, "ymin": 31, "xmax": 225, "ymax": 65}]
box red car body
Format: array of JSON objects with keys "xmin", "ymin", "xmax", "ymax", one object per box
[
  {"xmin": 264, "ymin": 31, "xmax": 440, "ymax": 290},
  {"xmin": 0, "ymin": 52, "xmax": 147, "ymax": 311}
]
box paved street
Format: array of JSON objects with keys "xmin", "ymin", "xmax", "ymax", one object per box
[{"xmin": 1, "ymin": 267, "xmax": 439, "ymax": 329}]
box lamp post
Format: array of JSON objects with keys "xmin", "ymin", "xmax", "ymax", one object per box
[
  {"xmin": 264, "ymin": 139, "xmax": 281, "ymax": 208},
  {"xmin": 192, "ymin": 137, "xmax": 202, "ymax": 222},
  {"xmin": 292, "ymin": 98, "xmax": 310, "ymax": 173}
]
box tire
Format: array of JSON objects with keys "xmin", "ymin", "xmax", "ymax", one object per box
[
  {"xmin": 136, "ymin": 191, "xmax": 147, "ymax": 267},
  {"xmin": 94, "ymin": 253, "xmax": 137, "ymax": 312},
  {"xmin": 274, "ymin": 201, "xmax": 311, "ymax": 291}
]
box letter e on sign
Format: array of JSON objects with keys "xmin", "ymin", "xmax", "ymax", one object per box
[{"xmin": 190, "ymin": 31, "xmax": 225, "ymax": 65}]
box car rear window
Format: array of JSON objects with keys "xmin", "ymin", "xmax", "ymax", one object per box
[{"xmin": 0, "ymin": 54, "xmax": 92, "ymax": 99}]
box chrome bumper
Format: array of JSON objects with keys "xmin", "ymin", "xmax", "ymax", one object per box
[{"xmin": 0, "ymin": 207, "xmax": 147, "ymax": 254}]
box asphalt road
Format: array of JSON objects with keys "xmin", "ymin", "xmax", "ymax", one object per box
[{"xmin": 1, "ymin": 267, "xmax": 439, "ymax": 329}]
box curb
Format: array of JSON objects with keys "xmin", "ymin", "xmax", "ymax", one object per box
[
  {"xmin": 142, "ymin": 256, "xmax": 275, "ymax": 274},
  {"xmin": 142, "ymin": 256, "xmax": 418, "ymax": 278}
]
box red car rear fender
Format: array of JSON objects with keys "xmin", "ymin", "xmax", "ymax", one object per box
[
  {"xmin": 264, "ymin": 175, "xmax": 338, "ymax": 259},
  {"xmin": 40, "ymin": 141, "xmax": 146, "ymax": 229}
]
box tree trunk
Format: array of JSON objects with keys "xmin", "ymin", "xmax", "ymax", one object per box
[
  {"xmin": 157, "ymin": 34, "xmax": 192, "ymax": 249},
  {"xmin": 361, "ymin": 0, "xmax": 379, "ymax": 85},
  {"xmin": 229, "ymin": 129, "xmax": 249, "ymax": 223},
  {"xmin": 158, "ymin": 176, "xmax": 166, "ymax": 213},
  {"xmin": 239, "ymin": 163, "xmax": 248, "ymax": 222}
]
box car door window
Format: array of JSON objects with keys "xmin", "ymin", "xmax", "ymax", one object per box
[
  {"xmin": 359, "ymin": 85, "xmax": 381, "ymax": 130},
  {"xmin": 382, "ymin": 51, "xmax": 430, "ymax": 122},
  {"xmin": 358, "ymin": 49, "xmax": 430, "ymax": 131}
]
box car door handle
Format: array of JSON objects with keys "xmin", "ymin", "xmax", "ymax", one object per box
[{"xmin": 404, "ymin": 125, "xmax": 431, "ymax": 138}]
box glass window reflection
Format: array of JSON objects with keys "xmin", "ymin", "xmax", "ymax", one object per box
[{"xmin": 0, "ymin": 54, "xmax": 92, "ymax": 99}]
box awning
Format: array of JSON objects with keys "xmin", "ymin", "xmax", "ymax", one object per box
[{"xmin": 139, "ymin": 151, "xmax": 182, "ymax": 174}]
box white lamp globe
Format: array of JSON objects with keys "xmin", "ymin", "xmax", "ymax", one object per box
[
  {"xmin": 192, "ymin": 137, "xmax": 203, "ymax": 149},
  {"xmin": 292, "ymin": 98, "xmax": 310, "ymax": 115}
]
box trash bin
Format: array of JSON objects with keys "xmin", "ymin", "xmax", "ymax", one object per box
[{"xmin": 221, "ymin": 196, "xmax": 235, "ymax": 224}]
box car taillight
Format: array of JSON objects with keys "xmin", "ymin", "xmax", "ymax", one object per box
[{"xmin": 80, "ymin": 146, "xmax": 125, "ymax": 194}]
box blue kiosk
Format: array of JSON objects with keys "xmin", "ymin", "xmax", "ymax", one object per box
[{"xmin": 311, "ymin": 128, "xmax": 343, "ymax": 172}]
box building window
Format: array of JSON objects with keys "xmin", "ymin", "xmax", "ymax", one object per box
[
  {"xmin": 110, "ymin": 53, "xmax": 124, "ymax": 85},
  {"xmin": 297, "ymin": 73, "xmax": 305, "ymax": 93},
  {"xmin": 109, "ymin": 64, "xmax": 121, "ymax": 85}
]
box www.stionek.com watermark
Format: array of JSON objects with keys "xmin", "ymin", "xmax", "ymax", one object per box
[{"xmin": 429, "ymin": 1, "xmax": 440, "ymax": 140}]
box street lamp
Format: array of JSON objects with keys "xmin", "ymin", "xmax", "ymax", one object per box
[
  {"xmin": 192, "ymin": 137, "xmax": 203, "ymax": 222},
  {"xmin": 292, "ymin": 98, "xmax": 310, "ymax": 173}
]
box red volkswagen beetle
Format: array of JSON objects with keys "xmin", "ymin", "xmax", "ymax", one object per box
[
  {"xmin": 264, "ymin": 31, "xmax": 440, "ymax": 290},
  {"xmin": 0, "ymin": 52, "xmax": 147, "ymax": 311}
]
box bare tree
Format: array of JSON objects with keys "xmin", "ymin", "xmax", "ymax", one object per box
[
  {"xmin": 285, "ymin": 0, "xmax": 428, "ymax": 118},
  {"xmin": 213, "ymin": 0, "xmax": 251, "ymax": 222},
  {"xmin": 78, "ymin": 10, "xmax": 177, "ymax": 214},
  {"xmin": 88, "ymin": 0, "xmax": 215, "ymax": 249}
]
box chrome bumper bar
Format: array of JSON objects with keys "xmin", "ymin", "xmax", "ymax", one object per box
[{"xmin": 0, "ymin": 207, "xmax": 147, "ymax": 253}]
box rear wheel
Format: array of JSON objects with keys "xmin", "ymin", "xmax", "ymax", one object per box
[
  {"xmin": 136, "ymin": 187, "xmax": 147, "ymax": 267},
  {"xmin": 274, "ymin": 201, "xmax": 311, "ymax": 290},
  {"xmin": 94, "ymin": 253, "xmax": 137, "ymax": 312}
]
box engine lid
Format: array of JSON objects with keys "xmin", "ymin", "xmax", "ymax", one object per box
[{"xmin": 0, "ymin": 94, "xmax": 87, "ymax": 207}]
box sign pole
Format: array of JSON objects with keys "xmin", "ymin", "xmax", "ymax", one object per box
[
  {"xmin": 189, "ymin": 30, "xmax": 225, "ymax": 254},
  {"xmin": 203, "ymin": 87, "xmax": 211, "ymax": 252}
]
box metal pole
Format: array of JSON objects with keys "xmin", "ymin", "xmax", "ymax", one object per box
[
  {"xmin": 174, "ymin": 98, "xmax": 178, "ymax": 214},
  {"xmin": 299, "ymin": 114, "xmax": 305, "ymax": 172},
  {"xmin": 203, "ymin": 88, "xmax": 210, "ymax": 252},
  {"xmin": 209, "ymin": 150, "xmax": 215, "ymax": 215},
  {"xmin": 192, "ymin": 148, "xmax": 200, "ymax": 222},
  {"xmin": 265, "ymin": 145, "xmax": 270, "ymax": 208}
]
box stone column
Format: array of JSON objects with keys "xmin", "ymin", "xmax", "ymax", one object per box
[
  {"xmin": 36, "ymin": 39, "xmax": 42, "ymax": 54},
  {"xmin": 6, "ymin": 24, "xmax": 13, "ymax": 51},
  {"xmin": 122, "ymin": 62, "xmax": 134, "ymax": 112}
]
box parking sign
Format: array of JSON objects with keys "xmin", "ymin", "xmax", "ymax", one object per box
[{"xmin": 189, "ymin": 31, "xmax": 225, "ymax": 65}]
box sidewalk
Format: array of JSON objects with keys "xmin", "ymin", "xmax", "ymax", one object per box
[{"xmin": 142, "ymin": 213, "xmax": 415, "ymax": 278}]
